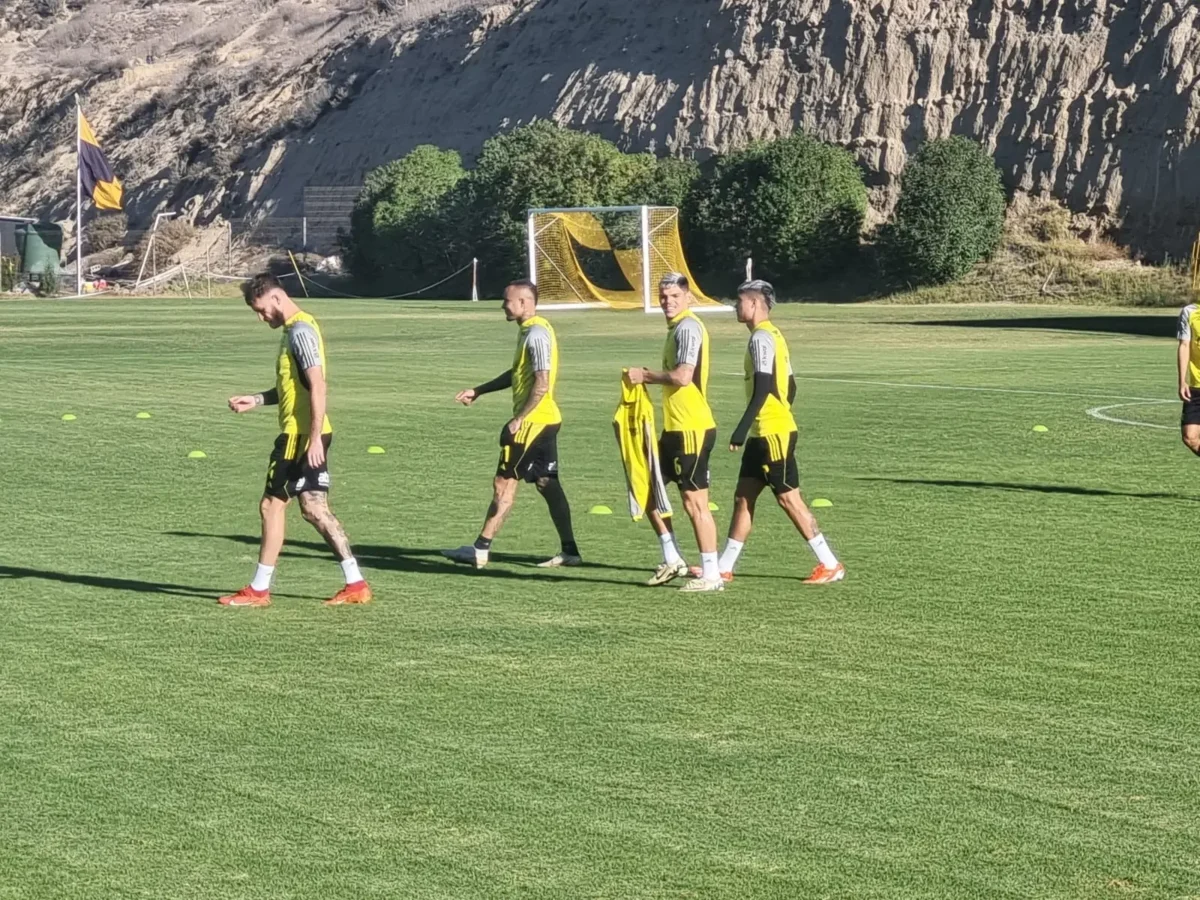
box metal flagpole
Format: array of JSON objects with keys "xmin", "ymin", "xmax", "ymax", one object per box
[{"xmin": 75, "ymin": 96, "xmax": 83, "ymax": 297}]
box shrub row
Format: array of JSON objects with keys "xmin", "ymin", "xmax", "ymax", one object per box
[{"xmin": 345, "ymin": 123, "xmax": 1005, "ymax": 296}]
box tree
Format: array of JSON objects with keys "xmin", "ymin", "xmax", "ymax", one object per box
[
  {"xmin": 879, "ymin": 136, "xmax": 1006, "ymax": 285},
  {"xmin": 346, "ymin": 145, "xmax": 466, "ymax": 284},
  {"xmin": 464, "ymin": 122, "xmax": 652, "ymax": 287},
  {"xmin": 690, "ymin": 133, "xmax": 867, "ymax": 285}
]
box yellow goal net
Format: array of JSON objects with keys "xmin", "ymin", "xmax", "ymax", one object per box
[{"xmin": 528, "ymin": 206, "xmax": 726, "ymax": 312}]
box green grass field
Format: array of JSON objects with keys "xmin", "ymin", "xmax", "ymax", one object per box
[{"xmin": 2, "ymin": 298, "xmax": 1198, "ymax": 899}]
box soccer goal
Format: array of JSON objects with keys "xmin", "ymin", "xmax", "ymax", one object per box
[{"xmin": 527, "ymin": 205, "xmax": 729, "ymax": 312}]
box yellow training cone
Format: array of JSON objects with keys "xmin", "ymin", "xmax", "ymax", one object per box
[
  {"xmin": 811, "ymin": 498, "xmax": 833, "ymax": 508},
  {"xmin": 188, "ymin": 450, "xmax": 207, "ymax": 459},
  {"xmin": 136, "ymin": 412, "xmax": 152, "ymax": 419},
  {"xmin": 1032, "ymin": 425, "xmax": 1049, "ymax": 433},
  {"xmin": 367, "ymin": 446, "xmax": 386, "ymax": 454},
  {"xmin": 708, "ymin": 502, "xmax": 720, "ymax": 511},
  {"xmin": 61, "ymin": 413, "xmax": 77, "ymax": 421},
  {"xmin": 589, "ymin": 505, "xmax": 613, "ymax": 515}
]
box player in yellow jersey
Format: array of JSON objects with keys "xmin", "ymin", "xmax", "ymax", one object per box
[
  {"xmin": 443, "ymin": 280, "xmax": 581, "ymax": 569},
  {"xmin": 711, "ymin": 280, "xmax": 844, "ymax": 584},
  {"xmin": 1178, "ymin": 302, "xmax": 1200, "ymax": 455},
  {"xmin": 218, "ymin": 274, "xmax": 372, "ymax": 607},
  {"xmin": 627, "ymin": 273, "xmax": 723, "ymax": 592}
]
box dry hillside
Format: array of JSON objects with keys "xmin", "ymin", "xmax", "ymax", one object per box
[{"xmin": 1, "ymin": 0, "xmax": 1198, "ymax": 259}]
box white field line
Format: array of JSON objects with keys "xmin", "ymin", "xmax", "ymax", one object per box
[
  {"xmin": 789, "ymin": 376, "xmax": 1170, "ymax": 404},
  {"xmin": 741, "ymin": 375, "xmax": 1179, "ymax": 431},
  {"xmin": 1084, "ymin": 400, "xmax": 1176, "ymax": 430}
]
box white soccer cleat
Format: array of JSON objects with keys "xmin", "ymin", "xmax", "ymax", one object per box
[
  {"xmin": 679, "ymin": 576, "xmax": 725, "ymax": 593},
  {"xmin": 442, "ymin": 544, "xmax": 488, "ymax": 569},
  {"xmin": 646, "ymin": 560, "xmax": 690, "ymax": 586},
  {"xmin": 537, "ymin": 553, "xmax": 583, "ymax": 568}
]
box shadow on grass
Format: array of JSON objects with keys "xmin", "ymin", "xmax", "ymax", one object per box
[
  {"xmin": 0, "ymin": 565, "xmax": 258, "ymax": 601},
  {"xmin": 895, "ymin": 314, "xmax": 1177, "ymax": 338},
  {"xmin": 860, "ymin": 477, "xmax": 1200, "ymax": 502},
  {"xmin": 164, "ymin": 532, "xmax": 644, "ymax": 587}
]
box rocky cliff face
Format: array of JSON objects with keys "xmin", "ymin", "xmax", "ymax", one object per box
[{"xmin": 2, "ymin": 0, "xmax": 1198, "ymax": 258}]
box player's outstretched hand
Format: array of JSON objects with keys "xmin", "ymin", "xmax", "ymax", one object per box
[
  {"xmin": 455, "ymin": 389, "xmax": 478, "ymax": 406},
  {"xmin": 1182, "ymin": 384, "xmax": 1192, "ymax": 402},
  {"xmin": 306, "ymin": 439, "xmax": 326, "ymax": 470},
  {"xmin": 229, "ymin": 395, "xmax": 257, "ymax": 413}
]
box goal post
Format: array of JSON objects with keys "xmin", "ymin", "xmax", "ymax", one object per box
[{"xmin": 527, "ymin": 205, "xmax": 729, "ymax": 312}]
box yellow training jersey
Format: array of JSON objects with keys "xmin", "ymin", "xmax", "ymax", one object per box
[
  {"xmin": 745, "ymin": 321, "xmax": 797, "ymax": 438},
  {"xmin": 512, "ymin": 315, "xmax": 562, "ymax": 425},
  {"xmin": 277, "ymin": 311, "xmax": 332, "ymax": 436},
  {"xmin": 662, "ymin": 310, "xmax": 715, "ymax": 432},
  {"xmin": 1179, "ymin": 304, "xmax": 1200, "ymax": 388}
]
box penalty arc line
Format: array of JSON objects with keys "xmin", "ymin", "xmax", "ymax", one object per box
[{"xmin": 1084, "ymin": 400, "xmax": 1175, "ymax": 430}]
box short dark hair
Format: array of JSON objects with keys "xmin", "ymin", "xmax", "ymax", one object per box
[
  {"xmin": 659, "ymin": 272, "xmax": 690, "ymax": 292},
  {"xmin": 242, "ymin": 273, "xmax": 284, "ymax": 305},
  {"xmin": 738, "ymin": 279, "xmax": 776, "ymax": 309},
  {"xmin": 506, "ymin": 279, "xmax": 539, "ymax": 304}
]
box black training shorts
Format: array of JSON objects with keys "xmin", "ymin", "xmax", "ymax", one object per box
[
  {"xmin": 265, "ymin": 433, "xmax": 332, "ymax": 500},
  {"xmin": 740, "ymin": 432, "xmax": 800, "ymax": 496},
  {"xmin": 497, "ymin": 422, "xmax": 560, "ymax": 483},
  {"xmin": 1183, "ymin": 394, "xmax": 1200, "ymax": 427},
  {"xmin": 659, "ymin": 428, "xmax": 716, "ymax": 492}
]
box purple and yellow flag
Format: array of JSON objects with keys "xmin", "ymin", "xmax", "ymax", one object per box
[{"xmin": 78, "ymin": 112, "xmax": 123, "ymax": 210}]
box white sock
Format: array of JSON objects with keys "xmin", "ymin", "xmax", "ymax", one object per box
[
  {"xmin": 340, "ymin": 557, "xmax": 364, "ymax": 585},
  {"xmin": 807, "ymin": 534, "xmax": 839, "ymax": 569},
  {"xmin": 718, "ymin": 539, "xmax": 744, "ymax": 574},
  {"xmin": 659, "ymin": 531, "xmax": 683, "ymax": 566},
  {"xmin": 700, "ymin": 551, "xmax": 720, "ymax": 582},
  {"xmin": 250, "ymin": 564, "xmax": 274, "ymax": 592}
]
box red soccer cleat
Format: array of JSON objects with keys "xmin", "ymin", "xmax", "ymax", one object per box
[
  {"xmin": 218, "ymin": 586, "xmax": 271, "ymax": 607},
  {"xmin": 802, "ymin": 563, "xmax": 846, "ymax": 584},
  {"xmin": 325, "ymin": 580, "xmax": 373, "ymax": 606}
]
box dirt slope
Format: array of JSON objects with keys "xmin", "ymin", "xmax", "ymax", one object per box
[{"xmin": 1, "ymin": 0, "xmax": 1197, "ymax": 258}]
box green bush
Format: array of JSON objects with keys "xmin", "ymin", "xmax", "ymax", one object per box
[
  {"xmin": 347, "ymin": 145, "xmax": 466, "ymax": 284},
  {"xmin": 691, "ymin": 133, "xmax": 867, "ymax": 284},
  {"xmin": 464, "ymin": 122, "xmax": 656, "ymax": 289},
  {"xmin": 1, "ymin": 256, "xmax": 16, "ymax": 292},
  {"xmin": 879, "ymin": 136, "xmax": 1006, "ymax": 286},
  {"xmin": 40, "ymin": 262, "xmax": 59, "ymax": 297}
]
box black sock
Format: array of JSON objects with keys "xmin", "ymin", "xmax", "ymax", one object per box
[
  {"xmin": 474, "ymin": 536, "xmax": 492, "ymax": 551},
  {"xmin": 562, "ymin": 540, "xmax": 579, "ymax": 557}
]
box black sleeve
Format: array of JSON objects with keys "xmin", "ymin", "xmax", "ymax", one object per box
[
  {"xmin": 730, "ymin": 372, "xmax": 774, "ymax": 447},
  {"xmin": 474, "ymin": 369, "xmax": 514, "ymax": 396},
  {"xmin": 787, "ymin": 374, "xmax": 796, "ymax": 406},
  {"xmin": 258, "ymin": 388, "xmax": 279, "ymax": 407}
]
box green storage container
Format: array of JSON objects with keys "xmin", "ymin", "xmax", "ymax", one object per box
[{"xmin": 17, "ymin": 222, "xmax": 63, "ymax": 275}]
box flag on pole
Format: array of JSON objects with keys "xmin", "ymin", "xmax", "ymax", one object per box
[{"xmin": 78, "ymin": 112, "xmax": 123, "ymax": 210}]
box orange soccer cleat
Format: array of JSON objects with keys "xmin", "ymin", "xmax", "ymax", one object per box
[
  {"xmin": 325, "ymin": 580, "xmax": 373, "ymax": 606},
  {"xmin": 689, "ymin": 566, "xmax": 734, "ymax": 583},
  {"xmin": 218, "ymin": 586, "xmax": 271, "ymax": 607},
  {"xmin": 802, "ymin": 563, "xmax": 846, "ymax": 585}
]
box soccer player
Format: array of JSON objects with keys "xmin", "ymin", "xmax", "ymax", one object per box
[
  {"xmin": 1179, "ymin": 301, "xmax": 1200, "ymax": 456},
  {"xmin": 443, "ymin": 280, "xmax": 581, "ymax": 569},
  {"xmin": 218, "ymin": 274, "xmax": 372, "ymax": 607},
  {"xmin": 627, "ymin": 273, "xmax": 723, "ymax": 592},
  {"xmin": 714, "ymin": 279, "xmax": 844, "ymax": 583}
]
